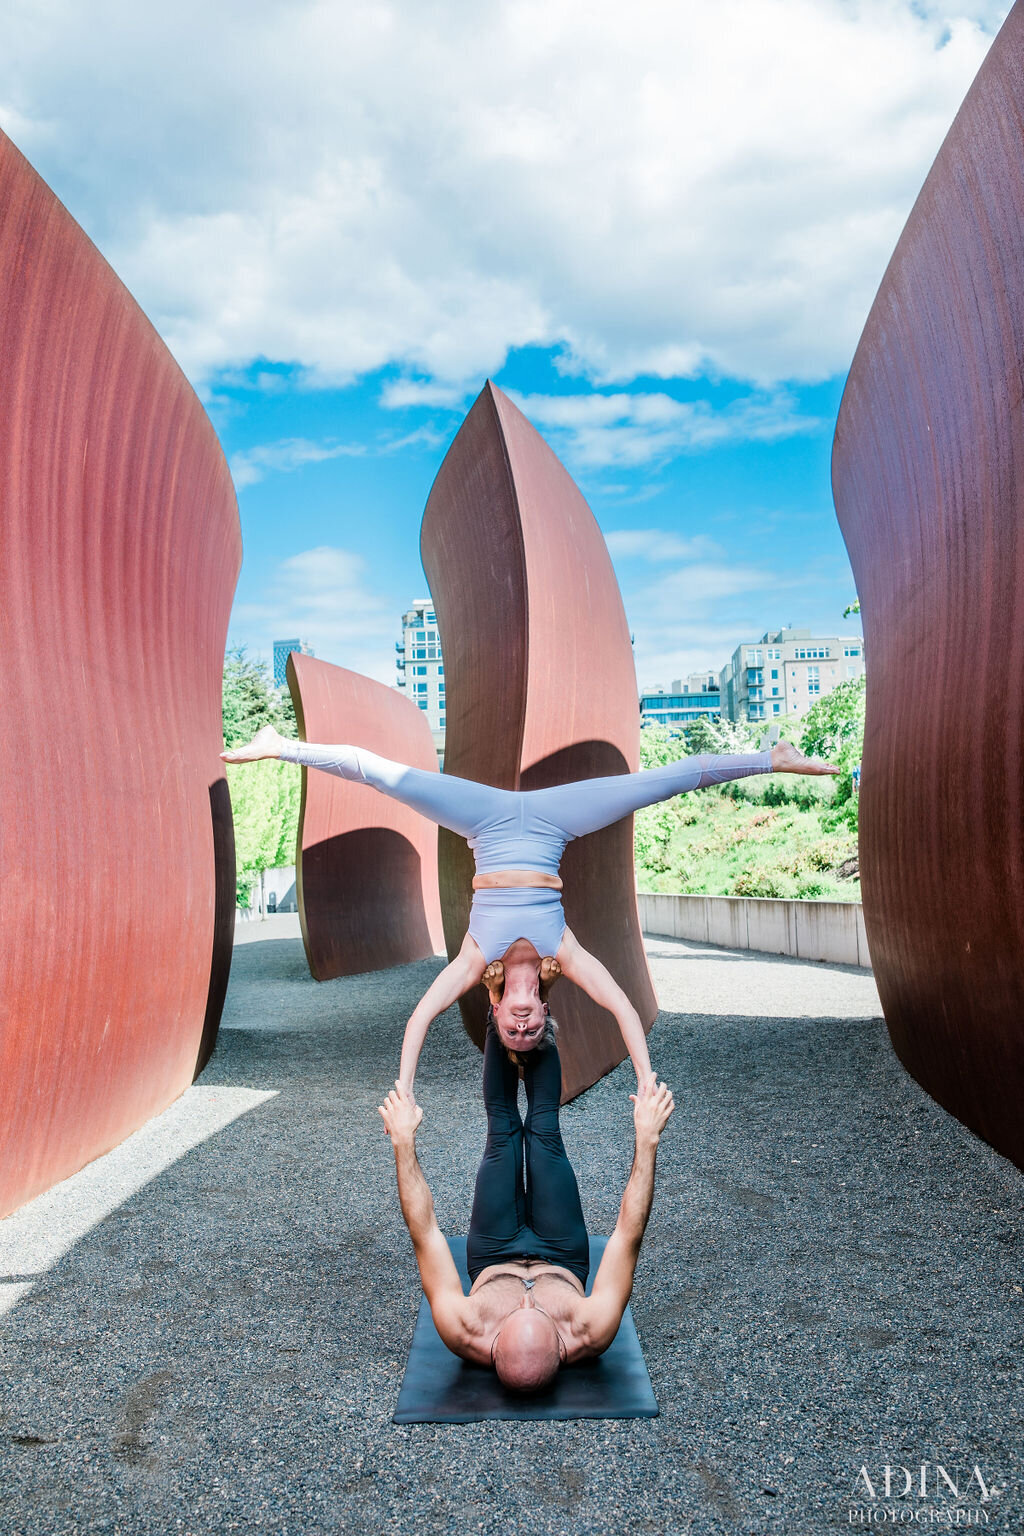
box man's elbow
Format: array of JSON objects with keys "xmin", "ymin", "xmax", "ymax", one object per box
[{"xmin": 583, "ymin": 1313, "xmax": 626, "ymax": 1355}]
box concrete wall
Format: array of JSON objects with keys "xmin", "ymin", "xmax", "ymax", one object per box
[
  {"xmin": 638, "ymin": 893, "xmax": 871, "ymax": 969},
  {"xmin": 236, "ymin": 866, "xmax": 297, "ymax": 921}
]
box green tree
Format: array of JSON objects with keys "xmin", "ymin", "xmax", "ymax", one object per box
[
  {"xmin": 800, "ymin": 675, "xmax": 865, "ymax": 828},
  {"xmin": 222, "ymin": 647, "xmax": 301, "ymax": 908},
  {"xmin": 222, "ymin": 646, "xmax": 297, "ymax": 748},
  {"xmin": 227, "ymin": 760, "xmax": 301, "ymax": 909},
  {"xmin": 799, "ymin": 675, "xmax": 865, "ymax": 760},
  {"xmin": 276, "ymin": 684, "xmax": 299, "ymax": 739}
]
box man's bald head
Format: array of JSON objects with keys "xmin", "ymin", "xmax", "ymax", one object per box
[{"xmin": 491, "ymin": 1308, "xmax": 563, "ymax": 1393}]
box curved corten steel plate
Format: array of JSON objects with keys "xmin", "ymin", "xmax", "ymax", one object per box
[
  {"xmin": 0, "ymin": 131, "xmax": 241, "ymax": 1218},
  {"xmin": 832, "ymin": 3, "xmax": 1024, "ymax": 1169},
  {"xmin": 421, "ymin": 382, "xmax": 656, "ymax": 1101},
  {"xmin": 287, "ymin": 653, "xmax": 444, "ymax": 980}
]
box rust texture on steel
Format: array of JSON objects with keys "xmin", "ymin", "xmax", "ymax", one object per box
[
  {"xmin": 832, "ymin": 2, "xmax": 1024, "ymax": 1170},
  {"xmin": 421, "ymin": 382, "xmax": 657, "ymax": 1101},
  {"xmin": 0, "ymin": 131, "xmax": 241, "ymax": 1218},
  {"xmin": 287, "ymin": 653, "xmax": 445, "ymax": 980}
]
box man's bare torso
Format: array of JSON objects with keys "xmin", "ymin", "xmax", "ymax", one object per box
[{"xmin": 452, "ymin": 1258, "xmax": 595, "ymax": 1366}]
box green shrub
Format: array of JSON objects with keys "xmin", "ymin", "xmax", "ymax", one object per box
[{"xmin": 733, "ymin": 865, "xmax": 788, "ymax": 898}]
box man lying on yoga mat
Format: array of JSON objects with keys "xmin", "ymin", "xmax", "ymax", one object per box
[{"xmin": 378, "ymin": 1017, "xmax": 674, "ymax": 1393}]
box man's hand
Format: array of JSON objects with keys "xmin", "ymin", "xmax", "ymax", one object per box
[
  {"xmin": 378, "ymin": 1081, "xmax": 423, "ymax": 1145},
  {"xmin": 629, "ymin": 1077, "xmax": 675, "ymax": 1146}
]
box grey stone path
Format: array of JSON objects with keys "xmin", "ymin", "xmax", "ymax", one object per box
[{"xmin": 1, "ymin": 927, "xmax": 1021, "ymax": 1535}]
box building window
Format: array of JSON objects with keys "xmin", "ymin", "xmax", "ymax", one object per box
[
  {"xmin": 771, "ymin": 669, "xmax": 778, "ymax": 679},
  {"xmin": 427, "ymin": 612, "xmax": 435, "ymax": 623},
  {"xmin": 847, "ymin": 664, "xmax": 857, "ymax": 677},
  {"xmin": 807, "ymin": 666, "xmax": 820, "ymax": 695},
  {"xmin": 439, "ymin": 714, "xmax": 445, "ymax": 727},
  {"xmin": 414, "ymin": 665, "xmax": 427, "ymax": 676},
  {"xmin": 418, "ymin": 700, "xmax": 428, "ymax": 709},
  {"xmin": 773, "ymin": 703, "xmax": 780, "ymax": 714},
  {"xmin": 771, "ymin": 687, "xmax": 779, "ymax": 696},
  {"xmin": 844, "ymin": 646, "xmax": 860, "ymax": 657}
]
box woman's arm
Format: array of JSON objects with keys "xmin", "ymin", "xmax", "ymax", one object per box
[
  {"xmin": 399, "ymin": 933, "xmax": 487, "ymax": 1095},
  {"xmin": 555, "ymin": 928, "xmax": 654, "ymax": 1087}
]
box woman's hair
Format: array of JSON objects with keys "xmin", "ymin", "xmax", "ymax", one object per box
[{"xmin": 487, "ymin": 1004, "xmax": 558, "ymax": 1067}]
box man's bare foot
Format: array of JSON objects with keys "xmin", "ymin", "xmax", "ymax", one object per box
[
  {"xmin": 770, "ymin": 740, "xmax": 839, "ymax": 776},
  {"xmin": 482, "ymin": 960, "xmax": 505, "ymax": 1004},
  {"xmin": 221, "ymin": 724, "xmax": 285, "ymax": 763},
  {"xmin": 539, "ymin": 955, "xmax": 561, "ymax": 1001}
]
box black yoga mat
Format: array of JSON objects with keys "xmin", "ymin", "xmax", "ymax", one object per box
[{"xmin": 393, "ymin": 1236, "xmax": 658, "ymax": 1424}]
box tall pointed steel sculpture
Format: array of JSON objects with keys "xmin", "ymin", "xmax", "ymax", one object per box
[
  {"xmin": 832, "ymin": 2, "xmax": 1024, "ymax": 1169},
  {"xmin": 421, "ymin": 383, "xmax": 657, "ymax": 1101},
  {"xmin": 0, "ymin": 132, "xmax": 241, "ymax": 1217},
  {"xmin": 287, "ymin": 653, "xmax": 445, "ymax": 980}
]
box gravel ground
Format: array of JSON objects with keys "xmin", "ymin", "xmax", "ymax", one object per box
[{"xmin": 1, "ymin": 925, "xmax": 1021, "ymax": 1536}]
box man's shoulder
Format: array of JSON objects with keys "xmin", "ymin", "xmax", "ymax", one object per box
[
  {"xmin": 431, "ymin": 1295, "xmax": 489, "ymax": 1362},
  {"xmin": 429, "ymin": 1296, "xmax": 482, "ymax": 1357}
]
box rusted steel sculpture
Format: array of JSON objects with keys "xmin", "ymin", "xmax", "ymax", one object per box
[
  {"xmin": 832, "ymin": 2, "xmax": 1024, "ymax": 1170},
  {"xmin": 421, "ymin": 383, "xmax": 657, "ymax": 1101},
  {"xmin": 0, "ymin": 131, "xmax": 241, "ymax": 1218},
  {"xmin": 287, "ymin": 653, "xmax": 445, "ymax": 980}
]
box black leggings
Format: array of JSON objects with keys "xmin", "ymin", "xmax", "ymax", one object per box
[{"xmin": 466, "ymin": 1025, "xmax": 590, "ymax": 1286}]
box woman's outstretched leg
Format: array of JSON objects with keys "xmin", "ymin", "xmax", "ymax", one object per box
[
  {"xmin": 528, "ymin": 741, "xmax": 836, "ymax": 841},
  {"xmin": 223, "ymin": 725, "xmax": 511, "ymax": 839},
  {"xmin": 528, "ymin": 750, "xmax": 773, "ymax": 840}
]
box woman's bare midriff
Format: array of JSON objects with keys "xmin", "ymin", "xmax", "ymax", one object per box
[{"xmin": 472, "ymin": 869, "xmax": 563, "ymax": 890}]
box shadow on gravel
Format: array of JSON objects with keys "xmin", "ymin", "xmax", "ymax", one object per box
[{"xmin": 0, "ymin": 937, "xmax": 1020, "ymax": 1535}]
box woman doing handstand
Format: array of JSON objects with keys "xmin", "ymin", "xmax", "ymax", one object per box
[{"xmin": 223, "ymin": 727, "xmax": 836, "ymax": 1092}]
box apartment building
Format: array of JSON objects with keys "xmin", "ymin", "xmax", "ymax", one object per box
[
  {"xmin": 395, "ymin": 598, "xmax": 445, "ymax": 757},
  {"xmin": 719, "ymin": 628, "xmax": 865, "ymax": 723},
  {"xmin": 272, "ymin": 637, "xmax": 314, "ymax": 687},
  {"xmin": 640, "ymin": 673, "xmax": 722, "ymax": 728}
]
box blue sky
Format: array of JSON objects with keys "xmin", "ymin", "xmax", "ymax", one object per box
[{"xmin": 2, "ymin": 0, "xmax": 1011, "ymax": 689}]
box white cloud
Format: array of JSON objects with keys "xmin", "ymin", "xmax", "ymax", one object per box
[
  {"xmin": 230, "ymin": 437, "xmax": 365, "ymax": 489},
  {"xmin": 229, "ymin": 425, "xmax": 447, "ymax": 487},
  {"xmin": 607, "ymin": 541, "xmax": 824, "ymax": 685},
  {"xmin": 604, "ymin": 529, "xmax": 724, "ymax": 562},
  {"xmin": 380, "ymin": 379, "xmax": 469, "ymax": 410},
  {"xmin": 230, "ymin": 546, "xmax": 399, "ymax": 682},
  {"xmin": 0, "ymin": 0, "xmax": 1009, "ymax": 390},
  {"xmin": 508, "ymin": 389, "xmax": 822, "ymax": 466}
]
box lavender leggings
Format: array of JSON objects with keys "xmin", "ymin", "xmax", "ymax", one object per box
[{"xmin": 278, "ymin": 742, "xmax": 772, "ymax": 961}]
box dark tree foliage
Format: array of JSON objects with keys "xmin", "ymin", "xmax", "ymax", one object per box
[{"xmin": 222, "ymin": 646, "xmax": 296, "ymax": 747}]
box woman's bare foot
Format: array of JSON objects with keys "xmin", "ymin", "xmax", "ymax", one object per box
[
  {"xmin": 221, "ymin": 724, "xmax": 285, "ymax": 763},
  {"xmin": 482, "ymin": 960, "xmax": 505, "ymax": 1005},
  {"xmin": 770, "ymin": 740, "xmax": 839, "ymax": 776},
  {"xmin": 539, "ymin": 955, "xmax": 561, "ymax": 1001}
]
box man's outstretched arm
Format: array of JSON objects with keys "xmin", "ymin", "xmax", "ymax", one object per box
[
  {"xmin": 378, "ymin": 1084, "xmax": 470, "ymax": 1350},
  {"xmin": 579, "ymin": 1079, "xmax": 675, "ymax": 1354}
]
